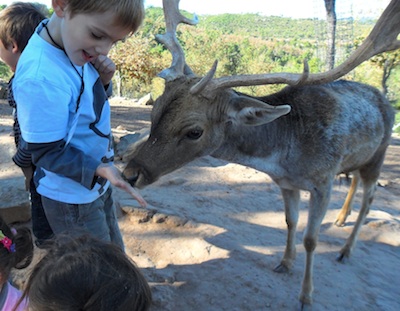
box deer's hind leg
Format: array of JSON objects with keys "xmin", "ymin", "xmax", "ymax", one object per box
[
  {"xmin": 337, "ymin": 178, "xmax": 376, "ymax": 261},
  {"xmin": 337, "ymin": 150, "xmax": 386, "ymax": 261},
  {"xmin": 335, "ymin": 172, "xmax": 360, "ymax": 227}
]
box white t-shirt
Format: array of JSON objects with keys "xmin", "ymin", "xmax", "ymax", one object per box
[{"xmin": 13, "ymin": 22, "xmax": 113, "ymax": 204}]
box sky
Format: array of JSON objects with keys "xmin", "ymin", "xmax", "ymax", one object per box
[{"xmin": 0, "ymin": 0, "xmax": 391, "ymax": 19}]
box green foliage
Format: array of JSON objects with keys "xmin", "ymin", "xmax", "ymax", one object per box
[
  {"xmin": 0, "ymin": 6, "xmax": 397, "ymax": 106},
  {"xmin": 109, "ymin": 35, "xmax": 162, "ymax": 97},
  {"xmin": 394, "ymin": 111, "xmax": 400, "ymax": 134},
  {"xmin": 0, "ymin": 62, "xmax": 12, "ymax": 80},
  {"xmin": 106, "ymin": 7, "xmax": 398, "ymax": 100},
  {"xmin": 201, "ymin": 13, "xmax": 372, "ymax": 40},
  {"xmin": 387, "ymin": 67, "xmax": 400, "ymax": 103}
]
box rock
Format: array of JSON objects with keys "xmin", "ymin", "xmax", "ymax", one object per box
[
  {"xmin": 115, "ymin": 132, "xmax": 142, "ymax": 159},
  {"xmin": 378, "ymin": 179, "xmax": 390, "ymax": 187},
  {"xmin": 118, "ymin": 128, "xmax": 150, "ymax": 162},
  {"xmin": 0, "ymin": 202, "xmax": 31, "ymax": 224},
  {"xmin": 138, "ymin": 93, "xmax": 154, "ymax": 106},
  {"xmin": 0, "ymin": 127, "xmax": 31, "ymax": 224}
]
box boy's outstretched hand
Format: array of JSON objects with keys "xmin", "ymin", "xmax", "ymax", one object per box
[
  {"xmin": 91, "ymin": 55, "xmax": 116, "ymax": 86},
  {"xmin": 96, "ymin": 163, "xmax": 147, "ymax": 208}
]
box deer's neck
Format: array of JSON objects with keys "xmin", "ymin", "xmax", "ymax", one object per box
[{"xmin": 211, "ymin": 118, "xmax": 292, "ymax": 174}]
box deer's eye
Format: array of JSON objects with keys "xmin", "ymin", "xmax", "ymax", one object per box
[{"xmin": 186, "ymin": 129, "xmax": 203, "ymax": 140}]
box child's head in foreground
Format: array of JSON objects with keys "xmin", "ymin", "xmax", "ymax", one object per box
[{"xmin": 19, "ymin": 233, "xmax": 152, "ymax": 311}]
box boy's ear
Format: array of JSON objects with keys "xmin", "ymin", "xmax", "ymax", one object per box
[
  {"xmin": 52, "ymin": 0, "xmax": 67, "ymax": 17},
  {"xmin": 11, "ymin": 40, "xmax": 19, "ymax": 54}
]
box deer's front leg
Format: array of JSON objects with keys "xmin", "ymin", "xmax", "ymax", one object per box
[
  {"xmin": 274, "ymin": 188, "xmax": 300, "ymax": 273},
  {"xmin": 299, "ymin": 185, "xmax": 331, "ymax": 308}
]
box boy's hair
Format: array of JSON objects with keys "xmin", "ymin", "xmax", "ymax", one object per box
[
  {"xmin": 20, "ymin": 233, "xmax": 152, "ymax": 311},
  {"xmin": 0, "ymin": 216, "xmax": 33, "ymax": 280},
  {"xmin": 0, "ymin": 2, "xmax": 46, "ymax": 51},
  {"xmin": 65, "ymin": 0, "xmax": 145, "ymax": 35}
]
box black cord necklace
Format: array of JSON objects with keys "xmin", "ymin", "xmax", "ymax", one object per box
[{"xmin": 42, "ymin": 22, "xmax": 84, "ymax": 112}]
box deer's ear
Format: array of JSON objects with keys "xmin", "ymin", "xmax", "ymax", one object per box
[{"xmin": 227, "ymin": 96, "xmax": 291, "ymax": 126}]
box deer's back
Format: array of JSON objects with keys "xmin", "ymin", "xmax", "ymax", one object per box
[
  {"xmin": 266, "ymin": 80, "xmax": 392, "ymax": 138},
  {"xmin": 225, "ymin": 80, "xmax": 394, "ymax": 188}
]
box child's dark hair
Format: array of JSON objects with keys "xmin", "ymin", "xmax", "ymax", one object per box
[
  {"xmin": 0, "ymin": 216, "xmax": 34, "ymax": 280},
  {"xmin": 0, "ymin": 2, "xmax": 46, "ymax": 52},
  {"xmin": 21, "ymin": 233, "xmax": 152, "ymax": 311}
]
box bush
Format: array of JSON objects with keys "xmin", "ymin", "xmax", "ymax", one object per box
[
  {"xmin": 394, "ymin": 110, "xmax": 400, "ymax": 134},
  {"xmin": 0, "ymin": 62, "xmax": 11, "ymax": 80},
  {"xmin": 392, "ymin": 99, "xmax": 400, "ymax": 110}
]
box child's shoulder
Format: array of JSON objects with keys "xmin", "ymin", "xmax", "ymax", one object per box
[
  {"xmin": 22, "ymin": 32, "xmax": 63, "ymax": 63},
  {"xmin": 16, "ymin": 34, "xmax": 70, "ymax": 84}
]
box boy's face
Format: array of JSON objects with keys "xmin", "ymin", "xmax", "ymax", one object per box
[
  {"xmin": 0, "ymin": 40, "xmax": 20, "ymax": 72},
  {"xmin": 60, "ymin": 10, "xmax": 130, "ymax": 66}
]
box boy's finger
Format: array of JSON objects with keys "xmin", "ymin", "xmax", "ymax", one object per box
[
  {"xmin": 117, "ymin": 179, "xmax": 147, "ymax": 208},
  {"xmin": 130, "ymin": 188, "xmax": 147, "ymax": 208}
]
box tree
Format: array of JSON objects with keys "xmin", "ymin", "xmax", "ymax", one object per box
[
  {"xmin": 370, "ymin": 50, "xmax": 400, "ymax": 97},
  {"xmin": 324, "ymin": 0, "xmax": 337, "ymax": 70}
]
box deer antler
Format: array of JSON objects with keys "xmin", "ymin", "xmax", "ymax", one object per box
[
  {"xmin": 195, "ymin": 0, "xmax": 400, "ymax": 92},
  {"xmin": 190, "ymin": 60, "xmax": 310, "ymax": 95},
  {"xmin": 156, "ymin": 0, "xmax": 198, "ymax": 81}
]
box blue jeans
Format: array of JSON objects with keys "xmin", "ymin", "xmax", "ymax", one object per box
[{"xmin": 41, "ymin": 187, "xmax": 124, "ymax": 250}]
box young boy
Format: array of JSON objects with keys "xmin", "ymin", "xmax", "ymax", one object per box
[
  {"xmin": 0, "ymin": 2, "xmax": 54, "ymax": 247},
  {"xmin": 13, "ymin": 0, "xmax": 147, "ymax": 250}
]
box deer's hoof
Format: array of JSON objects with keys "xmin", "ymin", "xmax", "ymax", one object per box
[
  {"xmin": 299, "ymin": 301, "xmax": 313, "ymax": 311},
  {"xmin": 273, "ymin": 263, "xmax": 289, "ymax": 273},
  {"xmin": 334, "ymin": 218, "xmax": 346, "ymax": 227},
  {"xmin": 336, "ymin": 252, "xmax": 349, "ymax": 263},
  {"xmin": 299, "ymin": 292, "xmax": 313, "ymax": 311}
]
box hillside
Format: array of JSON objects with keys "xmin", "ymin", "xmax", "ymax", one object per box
[{"xmin": 144, "ymin": 7, "xmax": 375, "ymax": 40}]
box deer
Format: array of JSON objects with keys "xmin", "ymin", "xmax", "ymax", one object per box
[{"xmin": 122, "ymin": 0, "xmax": 399, "ymax": 309}]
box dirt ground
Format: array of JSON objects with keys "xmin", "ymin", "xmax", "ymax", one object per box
[{"xmin": 0, "ymin": 97, "xmax": 399, "ymax": 311}]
